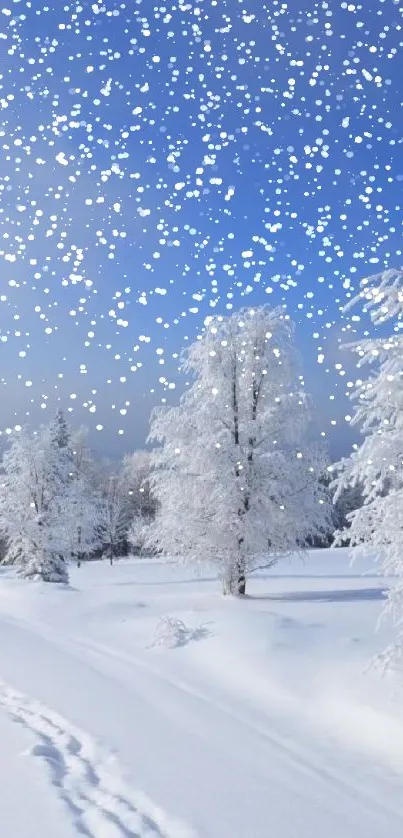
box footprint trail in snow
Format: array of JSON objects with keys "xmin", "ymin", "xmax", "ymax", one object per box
[{"xmin": 0, "ymin": 681, "xmax": 196, "ymax": 838}]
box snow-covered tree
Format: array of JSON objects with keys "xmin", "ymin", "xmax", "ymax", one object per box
[
  {"xmin": 123, "ymin": 450, "xmax": 157, "ymax": 556},
  {"xmin": 96, "ymin": 463, "xmax": 132, "ymax": 563},
  {"xmin": 123, "ymin": 450, "xmax": 157, "ymax": 521},
  {"xmin": 127, "ymin": 512, "xmax": 151, "ymax": 557},
  {"xmin": 332, "ymin": 268, "xmax": 403, "ymax": 669},
  {"xmin": 0, "ymin": 429, "xmax": 39, "ymax": 569},
  {"xmin": 0, "ymin": 417, "xmax": 116, "ymax": 577},
  {"xmin": 0, "ymin": 425, "xmax": 70, "ymax": 582},
  {"xmin": 29, "ymin": 410, "xmax": 73, "ymax": 582},
  {"xmin": 148, "ymin": 306, "xmax": 329, "ymax": 595},
  {"xmin": 331, "ymin": 479, "xmax": 364, "ymax": 538},
  {"xmin": 64, "ymin": 437, "xmax": 103, "ymax": 568},
  {"xmin": 0, "ymin": 411, "xmax": 77, "ymax": 583}
]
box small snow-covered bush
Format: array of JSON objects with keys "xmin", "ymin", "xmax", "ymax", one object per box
[
  {"xmin": 152, "ymin": 616, "xmax": 190, "ymax": 649},
  {"xmin": 152, "ymin": 616, "xmax": 210, "ymax": 649}
]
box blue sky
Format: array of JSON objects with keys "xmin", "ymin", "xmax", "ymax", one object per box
[{"xmin": 0, "ymin": 0, "xmax": 402, "ymax": 459}]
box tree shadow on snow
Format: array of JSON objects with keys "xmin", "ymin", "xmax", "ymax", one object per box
[
  {"xmin": 254, "ymin": 572, "xmax": 383, "ymax": 580},
  {"xmin": 250, "ymin": 587, "xmax": 387, "ymax": 604},
  {"xmin": 110, "ymin": 576, "xmax": 216, "ymax": 588}
]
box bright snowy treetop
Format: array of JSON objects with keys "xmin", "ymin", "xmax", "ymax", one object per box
[{"xmin": 149, "ymin": 306, "xmax": 329, "ymax": 594}]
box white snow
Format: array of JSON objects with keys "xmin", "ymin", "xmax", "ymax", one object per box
[
  {"xmin": 1, "ymin": 549, "xmax": 403, "ymax": 837},
  {"xmin": 0, "ymin": 707, "xmax": 75, "ymax": 838}
]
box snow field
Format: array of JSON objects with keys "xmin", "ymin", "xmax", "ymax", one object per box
[{"xmin": 1, "ymin": 549, "xmax": 403, "ymax": 837}]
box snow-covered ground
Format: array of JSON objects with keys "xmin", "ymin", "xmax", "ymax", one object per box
[{"xmin": 1, "ymin": 548, "xmax": 403, "ymax": 837}]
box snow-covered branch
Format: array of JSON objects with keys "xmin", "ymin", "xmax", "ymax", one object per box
[{"xmin": 334, "ymin": 268, "xmax": 403, "ymax": 669}]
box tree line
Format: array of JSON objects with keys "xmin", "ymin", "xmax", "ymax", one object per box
[
  {"xmin": 0, "ymin": 414, "xmax": 157, "ymax": 581},
  {"xmin": 0, "ymin": 269, "xmax": 401, "ymax": 626}
]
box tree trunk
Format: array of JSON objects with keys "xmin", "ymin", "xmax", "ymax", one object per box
[
  {"xmin": 222, "ymin": 568, "xmax": 235, "ymax": 596},
  {"xmin": 236, "ymin": 556, "xmax": 246, "ymax": 595},
  {"xmin": 222, "ymin": 562, "xmax": 246, "ymax": 596},
  {"xmin": 77, "ymin": 528, "xmax": 82, "ymax": 568},
  {"xmin": 237, "ymin": 571, "xmax": 246, "ymax": 596}
]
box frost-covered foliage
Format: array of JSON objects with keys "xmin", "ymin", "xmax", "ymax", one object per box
[
  {"xmin": 64, "ymin": 444, "xmax": 104, "ymax": 568},
  {"xmin": 0, "ymin": 429, "xmax": 41, "ymax": 570},
  {"xmin": 123, "ymin": 451, "xmax": 158, "ymax": 522},
  {"xmin": 333, "ymin": 269, "xmax": 403, "ymax": 669},
  {"xmin": 0, "ymin": 412, "xmax": 101, "ymax": 582},
  {"xmin": 127, "ymin": 512, "xmax": 152, "ymax": 558},
  {"xmin": 94, "ymin": 453, "xmax": 157, "ymax": 562},
  {"xmin": 21, "ymin": 539, "xmax": 69, "ymax": 584},
  {"xmin": 0, "ymin": 411, "xmax": 159, "ymax": 579},
  {"xmin": 96, "ymin": 464, "xmax": 132, "ymax": 564},
  {"xmin": 148, "ymin": 306, "xmax": 329, "ymax": 595},
  {"xmin": 331, "ymin": 481, "xmax": 364, "ymax": 539},
  {"xmin": 124, "ymin": 451, "xmax": 157, "ymax": 556},
  {"xmin": 0, "ymin": 412, "xmax": 73, "ymax": 582}
]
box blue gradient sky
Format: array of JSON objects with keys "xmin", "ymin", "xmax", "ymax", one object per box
[{"xmin": 0, "ymin": 0, "xmax": 402, "ymax": 459}]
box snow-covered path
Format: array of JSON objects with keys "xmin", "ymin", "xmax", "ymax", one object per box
[
  {"xmin": 1, "ymin": 553, "xmax": 403, "ymax": 837},
  {"xmin": 0, "ymin": 700, "xmax": 77, "ymax": 838}
]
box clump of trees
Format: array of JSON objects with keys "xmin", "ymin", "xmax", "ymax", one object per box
[
  {"xmin": 0, "ymin": 305, "xmax": 336, "ymax": 590},
  {"xmin": 2, "ymin": 279, "xmax": 402, "ymax": 675},
  {"xmin": 5, "ymin": 298, "xmax": 390, "ymax": 601},
  {"xmin": 0, "ymin": 412, "xmax": 156, "ymax": 583}
]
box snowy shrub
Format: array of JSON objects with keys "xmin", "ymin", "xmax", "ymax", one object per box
[{"xmin": 152, "ymin": 616, "xmax": 210, "ymax": 649}]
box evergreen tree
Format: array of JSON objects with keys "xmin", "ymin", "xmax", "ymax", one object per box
[
  {"xmin": 0, "ymin": 429, "xmax": 38, "ymax": 570},
  {"xmin": 50, "ymin": 408, "xmax": 70, "ymax": 449},
  {"xmin": 0, "ymin": 411, "xmax": 75, "ymax": 583}
]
